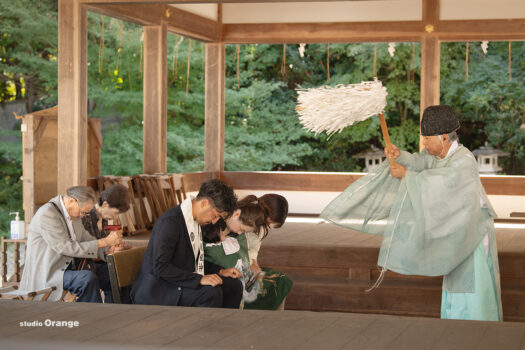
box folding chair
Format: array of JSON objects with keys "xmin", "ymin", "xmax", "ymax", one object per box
[
  {"xmin": 106, "ymin": 246, "xmax": 147, "ymax": 304},
  {"xmin": 0, "ymin": 285, "xmax": 57, "ymax": 301}
]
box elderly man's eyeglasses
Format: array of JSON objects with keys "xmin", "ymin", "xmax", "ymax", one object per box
[{"xmin": 74, "ymin": 199, "xmax": 91, "ymax": 217}]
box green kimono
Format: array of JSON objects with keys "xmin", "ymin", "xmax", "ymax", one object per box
[
  {"xmin": 204, "ymin": 234, "xmax": 292, "ymax": 310},
  {"xmin": 321, "ymin": 145, "xmax": 502, "ymax": 321}
]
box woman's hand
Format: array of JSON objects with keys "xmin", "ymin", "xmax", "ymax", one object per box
[
  {"xmin": 98, "ymin": 230, "xmax": 122, "ymax": 248},
  {"xmin": 219, "ymin": 268, "xmax": 242, "ymax": 279},
  {"xmin": 105, "ymin": 242, "xmax": 130, "ymax": 254},
  {"xmin": 250, "ymin": 259, "xmax": 262, "ymax": 272}
]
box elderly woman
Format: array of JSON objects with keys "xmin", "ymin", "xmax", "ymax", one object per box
[
  {"xmin": 82, "ymin": 184, "xmax": 130, "ymax": 240},
  {"xmin": 203, "ymin": 194, "xmax": 292, "ymax": 310},
  {"xmin": 81, "ymin": 184, "xmax": 130, "ymax": 303}
]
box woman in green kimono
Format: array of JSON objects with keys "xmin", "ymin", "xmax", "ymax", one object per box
[
  {"xmin": 203, "ymin": 194, "xmax": 292, "ymax": 310},
  {"xmin": 322, "ymin": 105, "xmax": 502, "ymax": 321}
]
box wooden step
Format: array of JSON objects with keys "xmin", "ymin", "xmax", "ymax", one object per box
[
  {"xmin": 284, "ymin": 275, "xmax": 525, "ymax": 322},
  {"xmin": 284, "ymin": 275, "xmax": 442, "ymax": 318},
  {"xmin": 259, "ymin": 244, "xmax": 525, "ymax": 288},
  {"xmin": 258, "ymin": 223, "xmax": 525, "ymax": 321}
]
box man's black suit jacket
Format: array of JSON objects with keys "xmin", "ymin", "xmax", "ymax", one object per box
[{"xmin": 131, "ymin": 205, "xmax": 203, "ymax": 306}]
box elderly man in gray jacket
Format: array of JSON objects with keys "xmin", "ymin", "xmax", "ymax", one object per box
[{"xmin": 20, "ymin": 186, "xmax": 122, "ymax": 302}]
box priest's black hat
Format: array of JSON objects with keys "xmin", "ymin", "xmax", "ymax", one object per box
[{"xmin": 421, "ymin": 105, "xmax": 460, "ymax": 136}]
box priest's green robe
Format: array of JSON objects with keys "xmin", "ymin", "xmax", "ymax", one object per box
[{"xmin": 321, "ymin": 144, "xmax": 502, "ymax": 321}]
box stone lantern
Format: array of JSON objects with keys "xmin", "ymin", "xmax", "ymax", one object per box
[
  {"xmin": 472, "ymin": 144, "xmax": 509, "ymax": 175},
  {"xmin": 353, "ymin": 146, "xmax": 385, "ymax": 172}
]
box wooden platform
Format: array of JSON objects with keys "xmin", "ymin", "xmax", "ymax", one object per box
[
  {"xmin": 122, "ymin": 220, "xmax": 525, "ymax": 321},
  {"xmin": 257, "ymin": 221, "xmax": 525, "ymax": 321},
  {"xmin": 2, "ymin": 300, "xmax": 525, "ymax": 349}
]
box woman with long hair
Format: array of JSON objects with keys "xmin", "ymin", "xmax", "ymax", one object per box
[{"xmin": 203, "ymin": 194, "xmax": 292, "ymax": 310}]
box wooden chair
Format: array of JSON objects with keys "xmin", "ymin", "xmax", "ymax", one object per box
[
  {"xmin": 137, "ymin": 175, "xmax": 163, "ymax": 223},
  {"xmin": 106, "ymin": 246, "xmax": 147, "ymax": 304},
  {"xmin": 152, "ymin": 173, "xmax": 187, "ymax": 207},
  {"xmin": 132, "ymin": 175, "xmax": 153, "ymax": 229},
  {"xmin": 0, "ymin": 285, "xmax": 57, "ymax": 301},
  {"xmin": 58, "ymin": 290, "xmax": 77, "ymax": 302},
  {"xmin": 166, "ymin": 173, "xmax": 187, "ymax": 205}
]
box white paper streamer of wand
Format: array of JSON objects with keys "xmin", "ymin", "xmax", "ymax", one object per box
[{"xmin": 296, "ymin": 79, "xmax": 394, "ymax": 165}]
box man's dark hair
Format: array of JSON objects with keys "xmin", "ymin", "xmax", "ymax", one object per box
[
  {"xmin": 197, "ymin": 179, "xmax": 237, "ymax": 215},
  {"xmin": 99, "ymin": 184, "xmax": 130, "ymax": 213}
]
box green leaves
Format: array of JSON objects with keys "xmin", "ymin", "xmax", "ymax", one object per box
[
  {"xmin": 441, "ymin": 42, "xmax": 525, "ymax": 174},
  {"xmin": 0, "ymin": 129, "xmax": 22, "ymax": 234}
]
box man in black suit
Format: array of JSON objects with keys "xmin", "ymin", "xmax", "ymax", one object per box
[{"xmin": 131, "ymin": 179, "xmax": 242, "ymax": 308}]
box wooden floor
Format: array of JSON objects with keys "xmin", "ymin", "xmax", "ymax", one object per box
[
  {"xmin": 261, "ymin": 220, "xmax": 525, "ymax": 252},
  {"xmin": 257, "ymin": 220, "xmax": 525, "ymax": 321},
  {"xmin": 2, "ymin": 300, "xmax": 525, "ymax": 350},
  {"xmin": 126, "ymin": 220, "xmax": 525, "ymax": 320}
]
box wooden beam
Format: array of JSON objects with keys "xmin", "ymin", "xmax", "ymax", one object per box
[
  {"xmin": 422, "ymin": 0, "xmax": 439, "ymax": 26},
  {"xmin": 437, "ymin": 19, "xmax": 525, "ymax": 41},
  {"xmin": 58, "ymin": 0, "xmax": 88, "ymax": 193},
  {"xmin": 481, "ymin": 177, "xmax": 525, "ymax": 196},
  {"xmin": 80, "ymin": 0, "xmax": 379, "ymax": 3},
  {"xmin": 22, "ymin": 115, "xmax": 35, "ymax": 225},
  {"xmin": 142, "ymin": 23, "xmax": 167, "ymax": 174},
  {"xmin": 219, "ymin": 171, "xmax": 525, "ymax": 196},
  {"xmin": 222, "ymin": 22, "xmax": 424, "ymax": 44},
  {"xmin": 419, "ymin": 0, "xmax": 440, "ymax": 150},
  {"xmin": 420, "ymin": 36, "xmax": 440, "ymax": 113},
  {"xmin": 221, "ymin": 171, "xmax": 364, "ymax": 192},
  {"xmin": 204, "ymin": 43, "xmax": 225, "ymax": 172},
  {"xmin": 86, "ymin": 3, "xmax": 220, "ymax": 42},
  {"xmin": 182, "ymin": 171, "xmax": 219, "ymax": 192}
]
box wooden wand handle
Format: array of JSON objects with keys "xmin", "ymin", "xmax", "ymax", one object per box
[{"xmin": 379, "ymin": 113, "xmax": 395, "ymax": 166}]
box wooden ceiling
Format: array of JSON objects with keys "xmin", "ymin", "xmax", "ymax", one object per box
[{"xmin": 82, "ymin": 0, "xmax": 525, "ymax": 43}]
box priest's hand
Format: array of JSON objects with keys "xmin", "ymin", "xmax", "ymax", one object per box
[
  {"xmin": 200, "ymin": 274, "xmax": 223, "ymax": 287},
  {"xmin": 385, "ymin": 143, "xmax": 401, "ymax": 160},
  {"xmin": 389, "ymin": 163, "xmax": 406, "ymax": 179},
  {"xmin": 219, "ymin": 268, "xmax": 242, "ymax": 279}
]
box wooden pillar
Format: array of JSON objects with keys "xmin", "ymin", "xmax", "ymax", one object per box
[
  {"xmin": 420, "ymin": 36, "xmax": 440, "ymax": 112},
  {"xmin": 143, "ymin": 23, "xmax": 168, "ymax": 174},
  {"xmin": 57, "ymin": 0, "xmax": 87, "ymax": 193},
  {"xmin": 420, "ymin": 0, "xmax": 441, "ymax": 150},
  {"xmin": 21, "ymin": 114, "xmax": 34, "ymax": 225},
  {"xmin": 204, "ymin": 43, "xmax": 225, "ymax": 172}
]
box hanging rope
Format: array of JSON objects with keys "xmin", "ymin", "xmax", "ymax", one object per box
[
  {"xmin": 201, "ymin": 42, "xmax": 205, "ymax": 81},
  {"xmin": 126, "ymin": 37, "xmax": 132, "ymax": 90},
  {"xmin": 186, "ymin": 40, "xmax": 192, "ymax": 95},
  {"xmin": 373, "ymin": 43, "xmax": 377, "ymax": 78},
  {"xmin": 116, "ymin": 20, "xmax": 123, "ymax": 74},
  {"xmin": 410, "ymin": 43, "xmax": 416, "ymax": 82},
  {"xmin": 236, "ymin": 44, "xmax": 241, "ymax": 89},
  {"xmin": 172, "ymin": 36, "xmax": 183, "ymax": 76},
  {"xmin": 326, "ymin": 43, "xmax": 330, "ymax": 82},
  {"xmin": 465, "ymin": 42, "xmax": 469, "ymax": 82},
  {"xmin": 98, "ymin": 16, "xmax": 105, "ymax": 74},
  {"xmin": 508, "ymin": 42, "xmax": 512, "ymax": 81},
  {"xmin": 139, "ymin": 31, "xmax": 144, "ymax": 76},
  {"xmin": 171, "ymin": 35, "xmax": 177, "ymax": 75},
  {"xmin": 281, "ymin": 44, "xmax": 287, "ymax": 80}
]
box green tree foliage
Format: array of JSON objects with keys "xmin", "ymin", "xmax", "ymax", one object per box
[
  {"xmin": 0, "ymin": 0, "xmax": 58, "ymax": 109},
  {"xmin": 0, "ymin": 129, "xmax": 22, "ymax": 234},
  {"xmin": 441, "ymin": 42, "xmax": 525, "ymax": 174}
]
